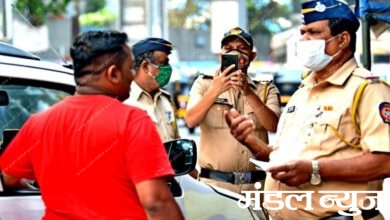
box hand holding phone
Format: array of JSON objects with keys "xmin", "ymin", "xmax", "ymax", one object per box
[{"xmin": 221, "ymin": 54, "xmax": 238, "ymax": 75}]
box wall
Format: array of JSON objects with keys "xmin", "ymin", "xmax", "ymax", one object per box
[{"xmin": 169, "ymin": 28, "xmax": 215, "ymax": 61}]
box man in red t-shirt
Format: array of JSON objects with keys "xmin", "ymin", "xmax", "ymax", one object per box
[{"xmin": 0, "ymin": 31, "xmax": 184, "ymax": 220}]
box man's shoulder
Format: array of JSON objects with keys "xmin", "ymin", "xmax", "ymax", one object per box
[
  {"xmin": 197, "ymin": 73, "xmax": 214, "ymax": 80},
  {"xmin": 351, "ymin": 67, "xmax": 382, "ymax": 84},
  {"xmin": 251, "ymin": 78, "xmax": 276, "ymax": 91},
  {"xmin": 252, "ymin": 79, "xmax": 274, "ymax": 85},
  {"xmin": 160, "ymin": 89, "xmax": 173, "ymax": 99}
]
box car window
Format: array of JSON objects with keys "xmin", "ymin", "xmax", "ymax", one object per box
[{"xmin": 0, "ymin": 85, "xmax": 70, "ymax": 141}]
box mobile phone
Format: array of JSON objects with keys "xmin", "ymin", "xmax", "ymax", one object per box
[
  {"xmin": 221, "ymin": 54, "xmax": 239, "ymax": 75},
  {"xmin": 1, "ymin": 129, "xmax": 19, "ymax": 153}
]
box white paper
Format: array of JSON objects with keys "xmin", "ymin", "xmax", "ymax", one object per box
[{"xmin": 249, "ymin": 158, "xmax": 269, "ymax": 171}]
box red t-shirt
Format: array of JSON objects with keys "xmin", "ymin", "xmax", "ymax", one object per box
[{"xmin": 0, "ymin": 95, "xmax": 174, "ymax": 219}]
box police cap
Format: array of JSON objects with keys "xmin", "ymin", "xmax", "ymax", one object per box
[
  {"xmin": 221, "ymin": 27, "xmax": 254, "ymax": 49},
  {"xmin": 301, "ymin": 0, "xmax": 360, "ymax": 32},
  {"xmin": 132, "ymin": 37, "xmax": 173, "ymax": 58}
]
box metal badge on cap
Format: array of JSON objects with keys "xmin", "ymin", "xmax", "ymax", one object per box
[
  {"xmin": 230, "ymin": 28, "xmax": 243, "ymax": 35},
  {"xmin": 315, "ymin": 2, "xmax": 326, "ymax": 12}
]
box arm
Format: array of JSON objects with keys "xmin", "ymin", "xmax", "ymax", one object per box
[
  {"xmin": 0, "ymin": 119, "xmax": 36, "ymax": 188},
  {"xmin": 136, "ymin": 178, "xmax": 184, "ymax": 220},
  {"xmin": 224, "ymin": 108, "xmax": 272, "ymax": 161},
  {"xmin": 320, "ymin": 152, "xmax": 390, "ymax": 182},
  {"xmin": 230, "ymin": 72, "xmax": 280, "ymax": 132},
  {"xmin": 268, "ymin": 152, "xmax": 390, "ymax": 187},
  {"xmin": 244, "ymin": 89, "xmax": 279, "ymax": 132},
  {"xmin": 126, "ymin": 112, "xmax": 183, "ymax": 219},
  {"xmin": 1, "ymin": 172, "xmax": 37, "ymax": 189},
  {"xmin": 185, "ymin": 66, "xmax": 236, "ymax": 128}
]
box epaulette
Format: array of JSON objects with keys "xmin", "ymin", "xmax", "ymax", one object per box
[
  {"xmin": 352, "ymin": 67, "xmax": 381, "ymax": 83},
  {"xmin": 160, "ymin": 89, "xmax": 173, "ymax": 99},
  {"xmin": 363, "ymin": 75, "xmax": 381, "ymax": 84},
  {"xmin": 253, "ymin": 80, "xmax": 273, "ymax": 85},
  {"xmin": 198, "ymin": 74, "xmax": 213, "ymax": 80}
]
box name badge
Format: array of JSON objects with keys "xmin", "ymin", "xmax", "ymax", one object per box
[
  {"xmin": 215, "ymin": 98, "xmax": 228, "ymax": 104},
  {"xmin": 287, "ymin": 106, "xmax": 295, "ymax": 113}
]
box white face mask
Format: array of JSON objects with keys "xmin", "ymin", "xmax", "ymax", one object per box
[{"xmin": 296, "ymin": 36, "xmax": 340, "ymax": 72}]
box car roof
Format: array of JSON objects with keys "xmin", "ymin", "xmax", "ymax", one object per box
[
  {"xmin": 0, "ymin": 42, "xmax": 40, "ymax": 60},
  {"xmin": 0, "ymin": 43, "xmax": 75, "ymax": 88}
]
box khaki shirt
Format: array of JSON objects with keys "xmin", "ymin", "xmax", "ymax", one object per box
[
  {"xmin": 265, "ymin": 59, "xmax": 390, "ymax": 219},
  {"xmin": 188, "ymin": 75, "xmax": 281, "ymax": 173},
  {"xmin": 123, "ymin": 82, "xmax": 179, "ymax": 142}
]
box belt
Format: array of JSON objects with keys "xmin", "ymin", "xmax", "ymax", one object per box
[
  {"xmin": 200, "ymin": 167, "xmax": 266, "ymax": 185},
  {"xmin": 321, "ymin": 209, "xmax": 380, "ymax": 220}
]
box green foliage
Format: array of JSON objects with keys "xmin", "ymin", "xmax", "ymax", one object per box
[
  {"xmin": 168, "ymin": 0, "xmax": 293, "ymax": 34},
  {"xmin": 15, "ymin": 0, "xmax": 48, "ymax": 26},
  {"xmin": 15, "ymin": 0, "xmax": 71, "ymax": 26},
  {"xmin": 247, "ymin": 0, "xmax": 293, "ymax": 35},
  {"xmin": 85, "ymin": 0, "xmax": 107, "ymax": 13},
  {"xmin": 47, "ymin": 0, "xmax": 71, "ymax": 16},
  {"xmin": 79, "ymin": 8, "xmax": 116, "ymax": 27},
  {"xmin": 168, "ymin": 0, "xmax": 210, "ymax": 29},
  {"xmin": 169, "ymin": 0, "xmax": 203, "ymax": 28}
]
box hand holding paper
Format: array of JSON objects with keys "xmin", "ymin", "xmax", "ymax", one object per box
[{"xmin": 249, "ymin": 158, "xmax": 269, "ymax": 171}]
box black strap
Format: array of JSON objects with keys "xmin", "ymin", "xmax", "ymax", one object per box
[
  {"xmin": 321, "ymin": 209, "xmax": 380, "ymax": 220},
  {"xmin": 200, "ymin": 168, "xmax": 234, "ymax": 183},
  {"xmin": 361, "ymin": 209, "xmax": 380, "ymax": 220},
  {"xmin": 199, "ymin": 167, "xmax": 266, "ymax": 184}
]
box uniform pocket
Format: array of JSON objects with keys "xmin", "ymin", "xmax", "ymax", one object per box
[
  {"xmin": 310, "ymin": 112, "xmax": 342, "ymax": 149},
  {"xmin": 204, "ymin": 103, "xmax": 232, "ymax": 128}
]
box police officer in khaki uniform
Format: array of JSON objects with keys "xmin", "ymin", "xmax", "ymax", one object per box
[
  {"xmin": 185, "ymin": 27, "xmax": 281, "ymax": 194},
  {"xmin": 226, "ymin": 1, "xmax": 390, "ymax": 219},
  {"xmin": 123, "ymin": 38, "xmax": 179, "ymax": 142}
]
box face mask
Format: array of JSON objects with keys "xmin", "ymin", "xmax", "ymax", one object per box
[
  {"xmin": 155, "ymin": 64, "xmax": 172, "ymax": 88},
  {"xmin": 223, "ymin": 50, "xmax": 251, "ymax": 71},
  {"xmin": 295, "ymin": 35, "xmax": 340, "ymax": 72},
  {"xmin": 225, "ymin": 49, "xmax": 250, "ymax": 60}
]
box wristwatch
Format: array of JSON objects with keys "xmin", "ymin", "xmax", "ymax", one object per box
[{"xmin": 310, "ymin": 160, "xmax": 321, "ymax": 185}]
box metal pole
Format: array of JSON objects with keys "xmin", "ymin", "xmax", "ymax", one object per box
[
  {"xmin": 2, "ymin": 0, "xmax": 5, "ymax": 38},
  {"xmin": 362, "ymin": 14, "xmax": 372, "ymax": 70}
]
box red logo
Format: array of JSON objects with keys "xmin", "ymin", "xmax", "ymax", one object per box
[{"xmin": 379, "ymin": 102, "xmax": 390, "ymax": 124}]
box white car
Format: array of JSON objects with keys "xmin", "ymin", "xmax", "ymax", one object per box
[{"xmin": 0, "ymin": 42, "xmax": 265, "ymax": 220}]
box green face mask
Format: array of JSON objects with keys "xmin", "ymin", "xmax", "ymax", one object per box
[{"xmin": 155, "ymin": 64, "xmax": 172, "ymax": 88}]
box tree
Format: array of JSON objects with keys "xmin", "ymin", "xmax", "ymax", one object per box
[
  {"xmin": 168, "ymin": 0, "xmax": 210, "ymax": 29},
  {"xmin": 247, "ymin": 0, "xmax": 295, "ymax": 36}
]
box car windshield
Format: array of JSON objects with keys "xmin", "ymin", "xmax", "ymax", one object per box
[{"xmin": 0, "ymin": 85, "xmax": 70, "ymax": 141}]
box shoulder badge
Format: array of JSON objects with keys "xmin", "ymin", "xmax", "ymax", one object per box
[
  {"xmin": 364, "ymin": 75, "xmax": 381, "ymax": 84},
  {"xmin": 253, "ymin": 80, "xmax": 272, "ymax": 85},
  {"xmin": 379, "ymin": 102, "xmax": 390, "ymax": 124},
  {"xmin": 199, "ymin": 74, "xmax": 213, "ymax": 80},
  {"xmin": 351, "ymin": 67, "xmax": 383, "ymax": 85},
  {"xmin": 160, "ymin": 89, "xmax": 173, "ymax": 99}
]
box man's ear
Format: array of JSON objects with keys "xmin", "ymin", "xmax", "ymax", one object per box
[
  {"xmin": 106, "ymin": 65, "xmax": 122, "ymax": 84},
  {"xmin": 140, "ymin": 60, "xmax": 149, "ymax": 73},
  {"xmin": 339, "ymin": 31, "xmax": 350, "ymax": 50},
  {"xmin": 217, "ymin": 53, "xmax": 222, "ymax": 61},
  {"xmin": 250, "ymin": 51, "xmax": 257, "ymax": 62}
]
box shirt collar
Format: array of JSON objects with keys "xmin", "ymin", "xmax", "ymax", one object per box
[
  {"xmin": 130, "ymin": 81, "xmax": 144, "ymax": 100},
  {"xmin": 302, "ymin": 58, "xmax": 358, "ymax": 86},
  {"xmin": 130, "ymin": 81, "xmax": 163, "ymax": 100}
]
